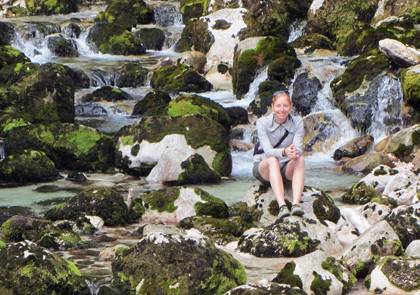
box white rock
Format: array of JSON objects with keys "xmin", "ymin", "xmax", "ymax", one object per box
[
  {"xmin": 85, "ymin": 215, "xmax": 104, "ymax": 230},
  {"xmin": 405, "ymin": 240, "xmax": 420, "ymax": 258},
  {"xmin": 379, "ymin": 39, "xmax": 420, "ymax": 67}
]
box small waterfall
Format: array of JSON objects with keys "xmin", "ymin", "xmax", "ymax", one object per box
[
  {"xmin": 153, "ymin": 4, "xmax": 183, "ymax": 27},
  {"xmin": 12, "ymin": 30, "xmax": 52, "ymax": 63},
  {"xmin": 74, "ymin": 29, "xmax": 97, "ymax": 56},
  {"xmin": 86, "ymin": 280, "xmax": 99, "ymax": 295},
  {"xmin": 240, "ymin": 67, "xmax": 269, "ymax": 108},
  {"xmin": 0, "ymin": 138, "xmax": 6, "ymax": 161},
  {"xmin": 368, "ymin": 74, "xmax": 403, "ymax": 141},
  {"xmin": 89, "ymin": 69, "xmax": 116, "ymax": 87},
  {"xmin": 288, "ymin": 20, "xmax": 307, "ymax": 43}
]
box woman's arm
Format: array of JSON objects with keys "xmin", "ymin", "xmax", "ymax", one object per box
[
  {"xmin": 292, "ymin": 116, "xmax": 304, "ymax": 156},
  {"xmin": 256, "ymin": 119, "xmax": 285, "ymax": 158}
]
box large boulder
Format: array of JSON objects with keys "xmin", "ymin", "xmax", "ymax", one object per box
[
  {"xmin": 115, "ymin": 62, "xmax": 149, "ymax": 87},
  {"xmin": 292, "ymin": 72, "xmax": 322, "ymax": 115},
  {"xmin": 0, "ymin": 241, "xmax": 90, "ymax": 295},
  {"xmin": 385, "ymin": 203, "xmax": 420, "ymax": 248},
  {"xmin": 379, "ymin": 38, "xmax": 420, "ymax": 67},
  {"xmin": 115, "ymin": 115, "xmax": 231, "ymax": 180},
  {"xmin": 175, "ymin": 18, "xmax": 214, "ymax": 53},
  {"xmin": 134, "ymin": 28, "xmax": 165, "ymax": 50},
  {"xmin": 341, "ymin": 220, "xmax": 402, "ymax": 278},
  {"xmin": 342, "ymin": 152, "xmax": 392, "ymax": 175},
  {"xmin": 0, "ymin": 206, "xmax": 33, "ymax": 226},
  {"xmin": 26, "ymin": 0, "xmax": 79, "ymax": 15},
  {"xmin": 401, "ymin": 65, "xmax": 420, "ymax": 112},
  {"xmin": 0, "ymin": 45, "xmax": 30, "ymax": 68},
  {"xmin": 111, "ymin": 231, "xmax": 247, "ymax": 294},
  {"xmin": 132, "ymin": 186, "xmax": 229, "ymax": 224},
  {"xmin": 131, "ymin": 90, "xmax": 171, "ymax": 116},
  {"xmin": 273, "ymin": 250, "xmax": 356, "ymax": 294},
  {"xmin": 368, "ymin": 256, "xmax": 420, "ymax": 294},
  {"xmin": 0, "ymin": 150, "xmax": 59, "ymax": 184},
  {"xmin": 0, "ymin": 22, "xmax": 15, "ymax": 45},
  {"xmin": 47, "ymin": 34, "xmax": 79, "ymax": 57},
  {"xmin": 44, "ymin": 187, "xmax": 135, "ymax": 226},
  {"xmin": 6, "ymin": 123, "xmax": 115, "ymax": 171},
  {"xmin": 151, "ymin": 63, "xmax": 213, "ymax": 93}
]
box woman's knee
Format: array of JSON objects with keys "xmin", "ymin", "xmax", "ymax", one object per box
[{"xmin": 266, "ymin": 157, "xmax": 280, "ymax": 167}]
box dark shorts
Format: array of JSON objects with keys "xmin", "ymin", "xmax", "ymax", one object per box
[{"xmin": 252, "ymin": 161, "xmax": 291, "ymax": 187}]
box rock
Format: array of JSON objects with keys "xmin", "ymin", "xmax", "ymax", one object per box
[
  {"xmin": 292, "ymin": 72, "xmax": 322, "ymax": 115},
  {"xmin": 230, "ymin": 140, "xmax": 253, "ymax": 152},
  {"xmin": 115, "ymin": 115, "xmax": 231, "ymax": 178},
  {"xmin": 232, "ymin": 37, "xmax": 297, "ymax": 98},
  {"xmin": 241, "ymin": 0, "xmax": 310, "ymax": 39},
  {"xmin": 303, "ymin": 112, "xmax": 341, "ymax": 153},
  {"xmin": 0, "ymin": 45, "xmax": 30, "ymax": 68},
  {"xmin": 225, "ymin": 281, "xmax": 306, "ymax": 294},
  {"xmin": 372, "ymin": 0, "xmax": 419, "ymax": 23},
  {"xmin": 401, "ymin": 65, "xmax": 420, "ymax": 112},
  {"xmin": 151, "ymin": 63, "xmax": 213, "ymax": 93},
  {"xmin": 167, "ymin": 94, "xmax": 231, "ymax": 129},
  {"xmin": 273, "ymin": 250, "xmax": 356, "ymax": 294},
  {"xmin": 134, "ymin": 186, "xmax": 228, "ymax": 224},
  {"xmin": 47, "ymin": 34, "xmax": 79, "ymax": 57},
  {"xmin": 111, "ymin": 231, "xmax": 246, "ymax": 294},
  {"xmin": 333, "ymin": 135, "xmax": 374, "ymax": 160},
  {"xmin": 368, "ymin": 256, "xmax": 420, "ymax": 294},
  {"xmin": 131, "ymin": 90, "xmax": 171, "ymax": 116},
  {"xmin": 180, "ymin": 0, "xmax": 210, "ymax": 23},
  {"xmin": 381, "ymin": 165, "xmax": 418, "ymax": 205},
  {"xmin": 0, "ymin": 150, "xmax": 59, "ymax": 184},
  {"xmin": 81, "ymin": 86, "xmax": 133, "ymax": 102},
  {"xmin": 99, "ymin": 244, "xmax": 129, "ymax": 261},
  {"xmin": 386, "ymin": 203, "xmax": 420, "ymax": 248},
  {"xmin": 180, "ymin": 51, "xmax": 207, "ymax": 73},
  {"xmin": 291, "ymin": 33, "xmax": 334, "ymax": 53},
  {"xmin": 379, "ymin": 38, "xmax": 420, "ymax": 67},
  {"xmin": 226, "ymin": 107, "xmax": 248, "ymax": 127},
  {"xmin": 341, "ymin": 181, "xmax": 381, "ymax": 205},
  {"xmin": 85, "ymin": 215, "xmax": 104, "ymax": 230},
  {"xmin": 341, "ymin": 220, "xmax": 402, "ymax": 278},
  {"xmin": 63, "ymin": 23, "xmax": 82, "ymax": 38},
  {"xmin": 342, "ymin": 152, "xmax": 391, "ymax": 175},
  {"xmin": 177, "ymin": 154, "xmax": 222, "ymax": 184},
  {"xmin": 153, "ymin": 3, "xmax": 182, "ymax": 27},
  {"xmin": 405, "ymin": 240, "xmax": 420, "ymax": 258},
  {"xmin": 44, "ymin": 187, "xmax": 135, "ymax": 226},
  {"xmin": 25, "ymin": 0, "xmax": 79, "ymax": 15},
  {"xmin": 0, "ymin": 22, "xmax": 15, "ymax": 45},
  {"xmin": 134, "ymin": 28, "xmax": 165, "ymax": 50},
  {"xmin": 6, "ymin": 123, "xmax": 115, "ymax": 171},
  {"xmin": 0, "ymin": 241, "xmax": 90, "ymax": 294},
  {"xmin": 115, "ymin": 62, "xmax": 148, "ymax": 87},
  {"xmin": 359, "ymin": 202, "xmax": 394, "ymax": 227},
  {"xmin": 65, "ymin": 67, "xmax": 90, "ymax": 89},
  {"xmin": 66, "ymin": 172, "xmax": 88, "ymax": 183},
  {"xmin": 0, "ymin": 206, "xmax": 33, "ymax": 226},
  {"xmin": 175, "ymin": 18, "xmax": 214, "ymax": 53}
]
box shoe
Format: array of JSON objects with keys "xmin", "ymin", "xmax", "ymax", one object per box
[
  {"xmin": 291, "ymin": 204, "xmax": 304, "ymax": 217},
  {"xmin": 275, "ymin": 204, "xmax": 290, "ymax": 223}
]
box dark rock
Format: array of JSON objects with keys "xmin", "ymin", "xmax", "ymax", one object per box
[
  {"xmin": 0, "ymin": 22, "xmax": 15, "ymax": 45},
  {"xmin": 175, "ymin": 18, "xmax": 214, "ymax": 53},
  {"xmin": 226, "ymin": 107, "xmax": 248, "ymax": 126},
  {"xmin": 66, "ymin": 172, "xmax": 88, "ymax": 183},
  {"xmin": 292, "ymin": 72, "xmax": 322, "ymax": 115},
  {"xmin": 134, "ymin": 28, "xmax": 165, "ymax": 50},
  {"xmin": 65, "ymin": 67, "xmax": 90, "ymax": 89},
  {"xmin": 333, "ymin": 135, "xmax": 374, "ymax": 160},
  {"xmin": 116, "ymin": 62, "xmax": 149, "ymax": 88},
  {"xmin": 63, "ymin": 22, "xmax": 82, "ymax": 38},
  {"xmin": 386, "ymin": 204, "xmax": 420, "ymax": 248},
  {"xmin": 291, "ymin": 33, "xmax": 334, "ymax": 53},
  {"xmin": 48, "ymin": 35, "xmax": 79, "ymax": 57},
  {"xmin": 341, "ymin": 182, "xmax": 380, "ymax": 204},
  {"xmin": 132, "ymin": 90, "xmax": 171, "ymax": 116},
  {"xmin": 81, "ymin": 86, "xmax": 133, "ymax": 102},
  {"xmin": 212, "ymin": 19, "xmax": 231, "ymax": 30},
  {"xmin": 178, "ymin": 154, "xmax": 221, "ymax": 184},
  {"xmin": 0, "ymin": 206, "xmax": 33, "ymax": 226},
  {"xmin": 180, "ymin": 0, "xmax": 209, "ymax": 23}
]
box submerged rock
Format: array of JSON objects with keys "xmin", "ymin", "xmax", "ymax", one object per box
[
  {"xmin": 111, "ymin": 231, "xmax": 246, "ymax": 294},
  {"xmin": 273, "ymin": 250, "xmax": 356, "ymax": 294},
  {"xmin": 0, "ymin": 241, "xmax": 90, "ymax": 295}
]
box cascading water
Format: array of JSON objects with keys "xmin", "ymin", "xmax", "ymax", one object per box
[
  {"xmin": 153, "ymin": 4, "xmax": 183, "ymax": 27},
  {"xmin": 288, "ymin": 20, "xmax": 307, "ymax": 43}
]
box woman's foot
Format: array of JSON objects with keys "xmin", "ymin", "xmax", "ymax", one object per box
[
  {"xmin": 291, "ymin": 203, "xmax": 304, "ymax": 216},
  {"xmin": 275, "ymin": 204, "xmax": 290, "ymax": 223}
]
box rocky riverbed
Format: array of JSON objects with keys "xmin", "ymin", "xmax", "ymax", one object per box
[{"xmin": 0, "ymin": 0, "xmax": 419, "ymax": 294}]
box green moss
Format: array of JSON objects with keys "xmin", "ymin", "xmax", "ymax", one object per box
[
  {"xmin": 0, "ymin": 240, "xmax": 6, "ymax": 249},
  {"xmin": 142, "ymin": 187, "xmax": 180, "ymax": 213},
  {"xmin": 168, "ymin": 100, "xmax": 207, "ymax": 118},
  {"xmin": 120, "ymin": 135, "xmax": 135, "ymax": 146},
  {"xmin": 58, "ymin": 127, "xmax": 101, "ymax": 157},
  {"xmin": 401, "ymin": 69, "xmax": 420, "ymax": 111},
  {"xmin": 268, "ymin": 200, "xmax": 280, "ymax": 216},
  {"xmin": 178, "ymin": 154, "xmax": 221, "ymax": 185},
  {"xmin": 180, "ymin": 0, "xmax": 209, "ymax": 14},
  {"xmin": 312, "ymin": 191, "xmax": 340, "ymax": 224},
  {"xmin": 310, "ymin": 271, "xmax": 332, "ymax": 295},
  {"xmin": 342, "ymin": 182, "xmax": 379, "ymax": 204},
  {"xmin": 194, "ymin": 188, "xmax": 228, "ymax": 218},
  {"xmin": 58, "ymin": 232, "xmax": 81, "ymax": 248},
  {"xmin": 66, "ymin": 260, "xmax": 81, "ymax": 276},
  {"xmin": 322, "ymin": 257, "xmax": 356, "ymax": 292},
  {"xmin": 292, "ymin": 33, "xmax": 334, "ymax": 52},
  {"xmin": 211, "ymin": 151, "xmax": 232, "ymax": 177},
  {"xmin": 273, "ymin": 262, "xmax": 303, "ymax": 288},
  {"xmin": 381, "ymin": 257, "xmax": 419, "ymax": 291},
  {"xmin": 2, "ymin": 118, "xmax": 29, "ymax": 133}
]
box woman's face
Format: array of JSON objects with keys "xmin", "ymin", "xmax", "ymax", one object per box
[{"xmin": 272, "ymin": 94, "xmax": 292, "ymax": 122}]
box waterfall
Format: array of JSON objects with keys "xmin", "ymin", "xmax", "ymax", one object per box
[
  {"xmin": 11, "ymin": 30, "xmax": 52, "ymax": 63},
  {"xmin": 0, "ymin": 138, "xmax": 6, "ymax": 161},
  {"xmin": 288, "ymin": 20, "xmax": 307, "ymax": 43},
  {"xmin": 153, "ymin": 4, "xmax": 183, "ymax": 27},
  {"xmin": 240, "ymin": 67, "xmax": 269, "ymax": 108},
  {"xmin": 368, "ymin": 74, "xmax": 403, "ymax": 141}
]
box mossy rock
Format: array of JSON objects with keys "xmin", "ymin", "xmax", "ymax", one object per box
[
  {"xmin": 377, "ymin": 257, "xmax": 420, "ymax": 292},
  {"xmin": 0, "ymin": 241, "xmax": 90, "ymax": 295},
  {"xmin": 321, "ymin": 257, "xmax": 357, "ymax": 293},
  {"xmin": 151, "ymin": 63, "xmax": 213, "ymax": 93},
  {"xmin": 291, "ymin": 33, "xmax": 334, "ymax": 53},
  {"xmin": 167, "ymin": 94, "xmax": 231, "ymax": 129},
  {"xmin": 0, "ymin": 206, "xmax": 33, "ymax": 226},
  {"xmin": 115, "ymin": 115, "xmax": 231, "ymax": 176},
  {"xmin": 180, "ymin": 0, "xmax": 210, "ymax": 22},
  {"xmin": 306, "ymin": 0, "xmax": 379, "ymax": 53},
  {"xmin": 1, "ymin": 62, "xmax": 75, "ymax": 124},
  {"xmin": 193, "ymin": 187, "xmax": 229, "ymax": 218},
  {"xmin": 341, "ymin": 182, "xmax": 380, "ymax": 204},
  {"xmin": 312, "ymin": 191, "xmax": 341, "ymax": 225},
  {"xmin": 47, "ymin": 35, "xmax": 79, "ymax": 57},
  {"xmin": 232, "ymin": 37, "xmax": 296, "ymax": 98},
  {"xmin": 267, "ymin": 54, "xmax": 301, "ymax": 85},
  {"xmin": 238, "ymin": 222, "xmax": 320, "ymax": 257},
  {"xmin": 249, "ymin": 80, "xmax": 284, "ymax": 116},
  {"xmin": 81, "ymin": 86, "xmax": 133, "ymax": 102},
  {"xmin": 241, "ymin": 0, "xmax": 311, "ymax": 39},
  {"xmin": 178, "ymin": 154, "xmax": 221, "ymax": 184},
  {"xmin": 0, "ymin": 150, "xmax": 58, "ymax": 184},
  {"xmin": 331, "ymin": 49, "xmax": 390, "ymax": 106},
  {"xmin": 175, "ymin": 18, "xmax": 214, "ymax": 53},
  {"xmin": 386, "ymin": 204, "xmax": 420, "ymax": 248},
  {"xmin": 99, "ymin": 31, "xmax": 146, "ymax": 55},
  {"xmin": 116, "ymin": 62, "xmax": 149, "ymax": 88},
  {"xmin": 401, "ymin": 66, "xmax": 420, "ymax": 111},
  {"xmin": 0, "ymin": 23, "xmax": 15, "ymax": 46},
  {"xmin": 6, "ymin": 123, "xmax": 115, "ymax": 171},
  {"xmin": 111, "ymin": 232, "xmax": 246, "ymax": 294},
  {"xmin": 132, "ymin": 90, "xmax": 171, "ymax": 116},
  {"xmin": 0, "ymin": 45, "xmax": 30, "ymax": 68},
  {"xmin": 0, "ymin": 62, "xmax": 37, "ymax": 88},
  {"xmin": 25, "ymin": 0, "xmax": 79, "ymax": 15},
  {"xmin": 134, "ymin": 28, "xmax": 165, "ymax": 50},
  {"xmin": 44, "ymin": 187, "xmax": 133, "ymax": 226}
]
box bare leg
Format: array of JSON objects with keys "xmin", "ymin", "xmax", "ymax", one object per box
[
  {"xmin": 258, "ymin": 157, "xmax": 286, "ymax": 206},
  {"xmin": 284, "ymin": 156, "xmax": 305, "ymax": 204}
]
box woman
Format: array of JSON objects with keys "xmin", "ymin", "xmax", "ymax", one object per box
[{"xmin": 253, "ymin": 90, "xmax": 305, "ymax": 221}]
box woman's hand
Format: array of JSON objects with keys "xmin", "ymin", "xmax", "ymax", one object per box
[{"xmin": 284, "ymin": 144, "xmax": 300, "ymax": 159}]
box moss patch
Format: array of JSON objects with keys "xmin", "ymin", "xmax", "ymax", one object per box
[
  {"xmin": 273, "ymin": 262, "xmax": 303, "ymax": 288},
  {"xmin": 310, "ymin": 271, "xmax": 332, "ymax": 295},
  {"xmin": 342, "ymin": 182, "xmax": 379, "ymax": 204},
  {"xmin": 141, "ymin": 187, "xmax": 180, "ymax": 213},
  {"xmin": 401, "ymin": 68, "xmax": 420, "ymax": 111}
]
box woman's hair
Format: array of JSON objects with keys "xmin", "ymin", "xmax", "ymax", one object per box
[{"xmin": 272, "ymin": 90, "xmax": 292, "ymax": 105}]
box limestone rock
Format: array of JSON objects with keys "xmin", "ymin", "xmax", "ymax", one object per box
[{"xmin": 379, "ymin": 38, "xmax": 420, "ymax": 67}]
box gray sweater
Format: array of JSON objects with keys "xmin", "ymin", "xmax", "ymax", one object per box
[{"xmin": 254, "ymin": 113, "xmax": 304, "ymax": 164}]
